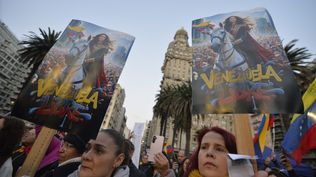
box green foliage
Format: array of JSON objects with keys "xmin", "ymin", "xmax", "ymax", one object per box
[
  {"xmin": 18, "ymin": 28, "xmax": 61, "ymax": 77},
  {"xmin": 153, "ymin": 82, "xmax": 192, "ymax": 154},
  {"xmin": 284, "ymin": 39, "xmax": 316, "ymax": 94}
]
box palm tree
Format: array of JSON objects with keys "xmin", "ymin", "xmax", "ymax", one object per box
[
  {"xmin": 284, "ymin": 39, "xmax": 316, "ymax": 94},
  {"xmin": 19, "ymin": 28, "xmax": 61, "ymax": 79},
  {"xmin": 153, "ymin": 82, "xmax": 192, "ymax": 155},
  {"xmin": 171, "ymin": 83, "xmax": 192, "ymax": 155},
  {"xmin": 282, "ymin": 40, "xmax": 316, "ymax": 126},
  {"xmin": 153, "ymin": 85, "xmax": 174, "ymax": 136}
]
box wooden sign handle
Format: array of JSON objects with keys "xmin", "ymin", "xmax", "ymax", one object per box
[
  {"xmin": 233, "ymin": 114, "xmax": 257, "ymax": 172},
  {"xmin": 16, "ymin": 127, "xmax": 56, "ymax": 177}
]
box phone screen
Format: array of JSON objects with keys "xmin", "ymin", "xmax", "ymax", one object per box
[{"xmin": 148, "ymin": 135, "xmax": 164, "ymax": 162}]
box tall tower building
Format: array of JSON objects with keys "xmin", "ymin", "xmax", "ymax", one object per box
[
  {"xmin": 161, "ymin": 27, "xmax": 192, "ymax": 87},
  {"xmin": 0, "ymin": 21, "xmax": 32, "ymax": 115},
  {"xmin": 159, "ymin": 28, "xmax": 193, "ymax": 150},
  {"xmin": 148, "ymin": 28, "xmax": 234, "ymax": 152}
]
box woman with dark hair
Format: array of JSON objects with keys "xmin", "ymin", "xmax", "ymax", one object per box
[
  {"xmin": 223, "ymin": 16, "xmax": 274, "ymax": 68},
  {"xmin": 156, "ymin": 127, "xmax": 268, "ymax": 177},
  {"xmin": 68, "ymin": 129, "xmax": 126, "ymax": 177},
  {"xmin": 84, "ymin": 33, "xmax": 113, "ymax": 93},
  {"xmin": 184, "ymin": 127, "xmax": 237, "ymax": 177},
  {"xmin": 0, "ymin": 116, "xmax": 25, "ymax": 177}
]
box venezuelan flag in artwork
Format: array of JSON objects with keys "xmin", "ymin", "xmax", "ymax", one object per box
[
  {"xmin": 67, "ymin": 25, "xmax": 85, "ymax": 38},
  {"xmin": 253, "ymin": 114, "xmax": 274, "ymax": 157},
  {"xmin": 192, "ymin": 21, "xmax": 211, "ymax": 32}
]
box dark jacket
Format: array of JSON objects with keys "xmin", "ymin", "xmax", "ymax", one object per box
[
  {"xmin": 139, "ymin": 163, "xmax": 154, "ymax": 177},
  {"xmin": 43, "ymin": 157, "xmax": 81, "ymax": 177},
  {"xmin": 128, "ymin": 162, "xmax": 146, "ymax": 177}
]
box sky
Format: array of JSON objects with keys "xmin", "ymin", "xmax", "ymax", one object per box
[{"xmin": 1, "ymin": 0, "xmax": 316, "ymax": 130}]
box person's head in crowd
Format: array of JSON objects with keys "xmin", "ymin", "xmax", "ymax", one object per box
[
  {"xmin": 0, "ymin": 116, "xmax": 25, "ymax": 166},
  {"xmin": 183, "ymin": 158, "xmax": 190, "ymax": 173},
  {"xmin": 21, "ymin": 126, "xmax": 36, "ymax": 146},
  {"xmin": 125, "ymin": 139, "xmax": 135, "ymax": 160},
  {"xmin": 141, "ymin": 154, "xmax": 149, "ymax": 165},
  {"xmin": 185, "ymin": 127, "xmax": 237, "ymax": 177},
  {"xmin": 79, "ymin": 129, "xmax": 125, "ymax": 177},
  {"xmin": 59, "ymin": 133, "xmax": 86, "ymax": 163},
  {"xmin": 178, "ymin": 150, "xmax": 186, "ymax": 163},
  {"xmin": 121, "ymin": 139, "xmax": 135, "ymax": 166}
]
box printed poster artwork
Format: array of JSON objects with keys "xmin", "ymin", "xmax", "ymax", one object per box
[
  {"xmin": 192, "ymin": 8, "xmax": 303, "ymax": 114},
  {"xmin": 12, "ymin": 20, "xmax": 135, "ymax": 140}
]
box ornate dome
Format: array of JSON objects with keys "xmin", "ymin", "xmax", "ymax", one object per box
[{"xmin": 174, "ymin": 27, "xmax": 188, "ymax": 40}]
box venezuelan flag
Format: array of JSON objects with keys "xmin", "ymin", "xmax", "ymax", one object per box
[
  {"xmin": 66, "ymin": 25, "xmax": 85, "ymax": 38},
  {"xmin": 163, "ymin": 143, "xmax": 173, "ymax": 154},
  {"xmin": 192, "ymin": 22, "xmax": 210, "ymax": 28},
  {"xmin": 292, "ymin": 77, "xmax": 316, "ymax": 123},
  {"xmin": 253, "ymin": 114, "xmax": 274, "ymax": 157},
  {"xmin": 282, "ymin": 101, "xmax": 316, "ymax": 164},
  {"xmin": 192, "ymin": 22, "xmax": 210, "ymax": 33}
]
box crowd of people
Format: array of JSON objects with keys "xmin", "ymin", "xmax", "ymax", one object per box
[{"xmin": 0, "ymin": 115, "xmax": 308, "ymax": 177}]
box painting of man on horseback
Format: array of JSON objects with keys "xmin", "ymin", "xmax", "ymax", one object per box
[
  {"xmin": 11, "ymin": 20, "xmax": 135, "ymax": 138},
  {"xmin": 192, "ymin": 8, "xmax": 303, "ymax": 114}
]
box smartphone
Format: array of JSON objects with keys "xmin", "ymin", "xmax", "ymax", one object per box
[{"xmin": 148, "ymin": 135, "xmax": 164, "ymax": 162}]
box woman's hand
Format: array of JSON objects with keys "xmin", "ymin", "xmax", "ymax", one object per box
[{"xmin": 154, "ymin": 152, "xmax": 170, "ymax": 177}]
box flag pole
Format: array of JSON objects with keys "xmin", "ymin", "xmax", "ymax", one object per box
[
  {"xmin": 234, "ymin": 114, "xmax": 257, "ymax": 172},
  {"xmin": 272, "ymin": 121, "xmax": 275, "ymax": 153}
]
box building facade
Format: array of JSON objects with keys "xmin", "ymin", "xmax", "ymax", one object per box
[
  {"xmin": 100, "ymin": 84, "xmax": 127, "ymax": 134},
  {"xmin": 147, "ymin": 28, "xmax": 235, "ymax": 152},
  {"xmin": 0, "ymin": 21, "xmax": 31, "ymax": 115}
]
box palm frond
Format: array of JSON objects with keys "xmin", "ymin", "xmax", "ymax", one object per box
[
  {"xmin": 284, "ymin": 39, "xmax": 316, "ymax": 94},
  {"xmin": 18, "ymin": 27, "xmax": 61, "ymax": 77}
]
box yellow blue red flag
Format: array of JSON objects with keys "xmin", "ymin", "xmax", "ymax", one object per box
[
  {"xmin": 253, "ymin": 114, "xmax": 274, "ymax": 156},
  {"xmin": 292, "ymin": 77, "xmax": 316, "ymax": 123},
  {"xmin": 282, "ymin": 78, "xmax": 316, "ymax": 164}
]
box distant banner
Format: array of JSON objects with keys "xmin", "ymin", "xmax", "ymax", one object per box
[
  {"xmin": 192, "ymin": 8, "xmax": 303, "ymax": 114},
  {"xmin": 12, "ymin": 20, "xmax": 135, "ymax": 140},
  {"xmin": 131, "ymin": 122, "xmax": 145, "ymax": 168}
]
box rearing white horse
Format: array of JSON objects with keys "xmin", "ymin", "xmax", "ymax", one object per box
[
  {"xmin": 210, "ymin": 27, "xmax": 248, "ymax": 72},
  {"xmin": 61, "ymin": 36, "xmax": 91, "ymax": 91}
]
